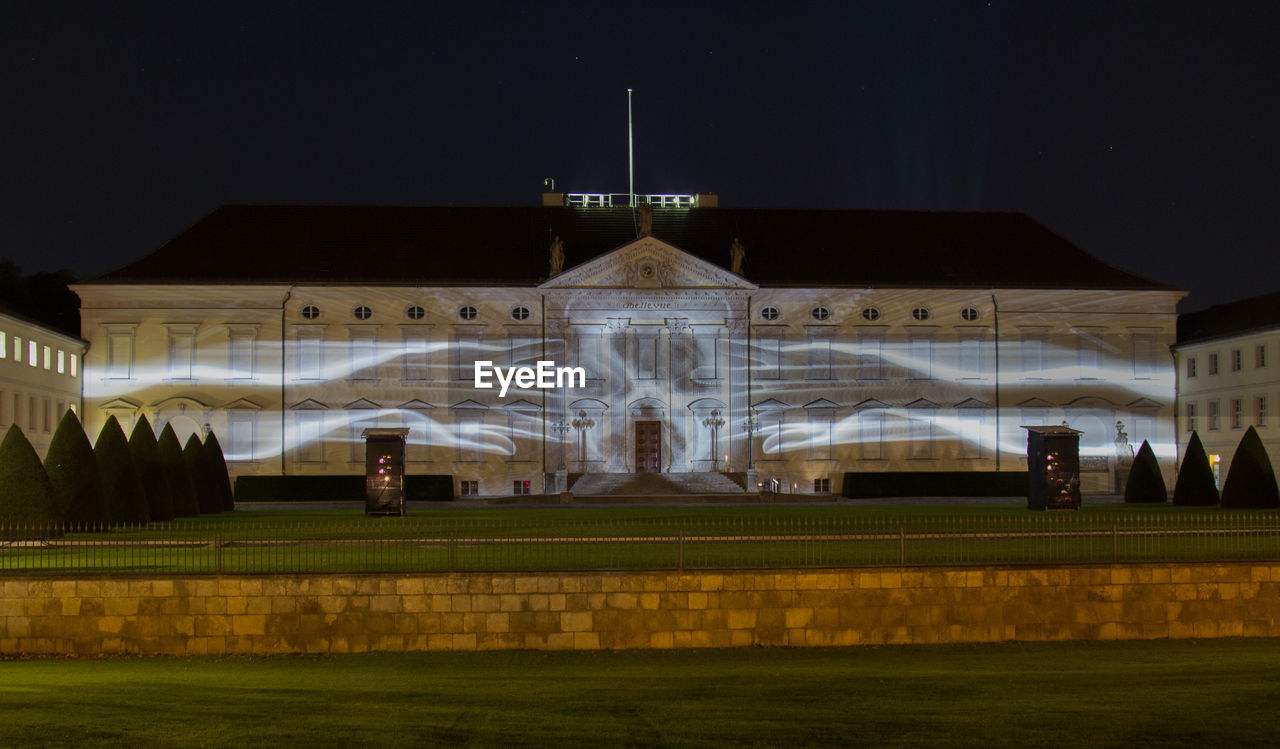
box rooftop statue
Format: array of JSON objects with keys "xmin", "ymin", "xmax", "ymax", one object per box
[
  {"xmin": 730, "ymin": 238, "xmax": 745, "ymax": 276},
  {"xmin": 549, "ymin": 235, "xmax": 564, "ymax": 276},
  {"xmin": 638, "ymin": 202, "xmax": 653, "ymax": 237}
]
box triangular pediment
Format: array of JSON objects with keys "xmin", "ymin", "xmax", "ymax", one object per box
[
  {"xmin": 222, "ymin": 398, "xmax": 263, "ymax": 410},
  {"xmin": 1126, "ymin": 397, "xmax": 1162, "ymax": 410},
  {"xmin": 904, "ymin": 398, "xmax": 940, "ymax": 409},
  {"xmin": 803, "ymin": 398, "xmax": 840, "ymax": 410},
  {"xmin": 100, "ymin": 397, "xmax": 141, "ymax": 411},
  {"xmin": 343, "ymin": 398, "xmax": 382, "ymax": 410},
  {"xmin": 502, "ymin": 398, "xmax": 540, "ymax": 412},
  {"xmin": 539, "ymin": 236, "xmax": 757, "ymax": 291},
  {"xmin": 397, "ymin": 399, "xmax": 435, "ymax": 410},
  {"xmin": 1016, "ymin": 397, "xmax": 1057, "ymax": 408},
  {"xmin": 953, "ymin": 397, "xmax": 990, "ymax": 409},
  {"xmin": 852, "ymin": 398, "xmax": 890, "ymax": 411},
  {"xmin": 450, "ymin": 399, "xmax": 488, "ymax": 411},
  {"xmin": 289, "ymin": 398, "xmax": 328, "ymax": 410},
  {"xmin": 752, "ymin": 398, "xmax": 790, "ymax": 412}
]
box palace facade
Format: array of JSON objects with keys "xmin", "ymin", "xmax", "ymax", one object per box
[{"xmin": 74, "ymin": 195, "xmax": 1184, "ymax": 495}]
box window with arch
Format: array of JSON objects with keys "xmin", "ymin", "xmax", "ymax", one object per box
[
  {"xmin": 760, "ymin": 306, "xmax": 780, "ymax": 321},
  {"xmin": 301, "ymin": 305, "xmax": 320, "ymax": 320},
  {"xmin": 352, "ymin": 305, "xmax": 373, "ymax": 320},
  {"xmin": 406, "ymin": 305, "xmax": 425, "ymax": 320},
  {"xmin": 911, "ymin": 307, "xmax": 931, "ymax": 321},
  {"xmin": 458, "ymin": 306, "xmax": 478, "ymax": 321}
]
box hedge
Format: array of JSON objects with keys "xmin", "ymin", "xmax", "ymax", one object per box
[
  {"xmin": 841, "ymin": 471, "xmax": 1028, "ymax": 499},
  {"xmin": 183, "ymin": 433, "xmax": 222, "ymax": 514},
  {"xmin": 129, "ymin": 416, "xmax": 175, "ymax": 522},
  {"xmin": 158, "ymin": 424, "xmax": 200, "ymax": 518},
  {"xmin": 1123, "ymin": 440, "xmax": 1168, "ymax": 503},
  {"xmin": 1220, "ymin": 426, "xmax": 1280, "ymax": 509},
  {"xmin": 1173, "ymin": 431, "xmax": 1219, "ymax": 506},
  {"xmin": 234, "ymin": 475, "xmax": 455, "ymax": 502},
  {"xmin": 44, "ymin": 410, "xmax": 109, "ymax": 524},
  {"xmin": 203, "ymin": 431, "xmax": 235, "ymax": 511},
  {"xmin": 0, "ymin": 424, "xmax": 60, "ymax": 526},
  {"xmin": 94, "ymin": 415, "xmax": 149, "ymax": 525}
]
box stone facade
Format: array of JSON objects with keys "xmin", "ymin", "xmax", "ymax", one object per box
[
  {"xmin": 0, "ymin": 311, "xmax": 86, "ymax": 456},
  {"xmin": 3, "ymin": 563, "xmax": 1277, "ymax": 656},
  {"xmin": 74, "ymin": 235, "xmax": 1182, "ymax": 496}
]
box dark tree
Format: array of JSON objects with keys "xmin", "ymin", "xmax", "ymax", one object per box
[
  {"xmin": 0, "ymin": 259, "xmax": 81, "ymax": 337},
  {"xmin": 129, "ymin": 416, "xmax": 174, "ymax": 522},
  {"xmin": 1123, "ymin": 440, "xmax": 1168, "ymax": 503},
  {"xmin": 184, "ymin": 433, "xmax": 221, "ymax": 514},
  {"xmin": 44, "ymin": 410, "xmax": 109, "ymax": 525},
  {"xmin": 94, "ymin": 415, "xmax": 149, "ymax": 525},
  {"xmin": 1172, "ymin": 431, "xmax": 1220, "ymax": 506},
  {"xmin": 203, "ymin": 431, "xmax": 235, "ymax": 511},
  {"xmin": 158, "ymin": 424, "xmax": 200, "ymax": 518},
  {"xmin": 0, "ymin": 425, "xmax": 60, "ymax": 526},
  {"xmin": 1220, "ymin": 426, "xmax": 1280, "ymax": 509}
]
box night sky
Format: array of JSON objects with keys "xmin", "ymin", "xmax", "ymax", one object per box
[{"xmin": 4, "ymin": 1, "xmax": 1277, "ymax": 312}]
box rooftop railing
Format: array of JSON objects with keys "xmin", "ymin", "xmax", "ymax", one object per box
[{"xmin": 563, "ymin": 193, "xmax": 699, "ymax": 208}]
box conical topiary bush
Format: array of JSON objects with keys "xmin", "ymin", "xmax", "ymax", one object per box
[
  {"xmin": 44, "ymin": 410, "xmax": 109, "ymax": 525},
  {"xmin": 0, "ymin": 425, "xmax": 60, "ymax": 530},
  {"xmin": 129, "ymin": 416, "xmax": 174, "ymax": 522},
  {"xmin": 158, "ymin": 424, "xmax": 200, "ymax": 518},
  {"xmin": 1173, "ymin": 431, "xmax": 1219, "ymax": 506},
  {"xmin": 203, "ymin": 431, "xmax": 235, "ymax": 512},
  {"xmin": 94, "ymin": 415, "xmax": 149, "ymax": 525},
  {"xmin": 184, "ymin": 433, "xmax": 221, "ymax": 514},
  {"xmin": 1124, "ymin": 440, "xmax": 1168, "ymax": 503},
  {"xmin": 1220, "ymin": 426, "xmax": 1280, "ymax": 509}
]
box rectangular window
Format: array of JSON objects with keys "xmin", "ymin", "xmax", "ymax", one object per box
[
  {"xmin": 13, "ymin": 336, "xmax": 21, "ymax": 363},
  {"xmin": 349, "ymin": 330, "xmax": 378, "ymax": 381},
  {"xmin": 1257, "ymin": 345, "xmax": 1267, "ymax": 369},
  {"xmin": 957, "ymin": 336, "xmax": 981, "ymax": 378},
  {"xmin": 509, "ymin": 332, "xmax": 537, "ymax": 370},
  {"xmin": 229, "ymin": 411, "xmax": 256, "ymax": 461},
  {"xmin": 28, "ymin": 340, "xmax": 37, "ymax": 368},
  {"xmin": 167, "ymin": 327, "xmax": 195, "ymax": 379},
  {"xmin": 1021, "ymin": 330, "xmax": 1048, "ymax": 375},
  {"xmin": 1257, "ymin": 396, "xmax": 1268, "ymax": 428},
  {"xmin": 42, "ymin": 345, "xmax": 51, "ymax": 371},
  {"xmin": 0, "ymin": 390, "xmax": 5, "ymax": 424},
  {"xmin": 512, "ymin": 480, "xmax": 531, "ymax": 495},
  {"xmin": 807, "ymin": 335, "xmax": 832, "ymax": 380},
  {"xmin": 106, "ymin": 331, "xmax": 133, "ymax": 379},
  {"xmin": 296, "ymin": 330, "xmax": 323, "ymax": 380},
  {"xmin": 1208, "ymin": 353, "xmax": 1219, "ymax": 375},
  {"xmin": 1132, "ymin": 334, "xmax": 1155, "ymax": 379},
  {"xmin": 457, "ymin": 417, "xmax": 481, "ymax": 462},
  {"xmin": 813, "ymin": 478, "xmax": 831, "ymax": 494},
  {"xmin": 401, "ymin": 329, "xmax": 430, "ymax": 381},
  {"xmin": 860, "ymin": 411, "xmax": 884, "ymax": 460},
  {"xmin": 1186, "ymin": 357, "xmax": 1196, "ymax": 378},
  {"xmin": 1231, "ymin": 349, "xmax": 1242, "ymax": 372},
  {"xmin": 857, "ymin": 335, "xmax": 884, "ymax": 380},
  {"xmin": 453, "ymin": 331, "xmax": 482, "ymax": 381},
  {"xmin": 807, "ymin": 413, "xmax": 833, "ymax": 460},
  {"xmin": 908, "ymin": 335, "xmax": 933, "ymax": 380},
  {"xmin": 294, "ymin": 411, "xmax": 324, "ymax": 463},
  {"xmin": 636, "ymin": 334, "xmax": 659, "ymax": 379},
  {"xmin": 12, "ymin": 394, "xmax": 20, "ymax": 428},
  {"xmin": 1231, "ymin": 399, "xmax": 1242, "ymax": 429},
  {"xmin": 1186, "ymin": 402, "xmax": 1196, "ymax": 432},
  {"xmin": 69, "ymin": 354, "xmax": 77, "ymax": 378},
  {"xmin": 56, "ymin": 350, "xmax": 65, "ymax": 374},
  {"xmin": 909, "ymin": 411, "xmax": 934, "ymax": 458},
  {"xmin": 755, "ymin": 336, "xmax": 781, "ymax": 379},
  {"xmin": 29, "ymin": 397, "xmax": 37, "ymax": 430},
  {"xmin": 509, "ymin": 411, "xmax": 536, "ymax": 462},
  {"xmin": 42, "ymin": 398, "xmax": 51, "ymax": 432},
  {"xmin": 1076, "ymin": 329, "xmax": 1103, "ymax": 377},
  {"xmin": 574, "ymin": 331, "xmax": 601, "ymax": 380},
  {"xmin": 227, "ymin": 326, "xmax": 258, "ymax": 380},
  {"xmin": 1208, "ymin": 400, "xmax": 1220, "ymax": 431},
  {"xmin": 958, "ymin": 412, "xmax": 983, "ymax": 459},
  {"xmin": 0, "ymin": 331, "xmax": 5, "ymax": 358},
  {"xmin": 693, "ymin": 334, "xmax": 719, "ymax": 380},
  {"xmin": 460, "ymin": 480, "xmax": 479, "ymax": 496}
]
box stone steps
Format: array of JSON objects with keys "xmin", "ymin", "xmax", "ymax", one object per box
[{"xmin": 569, "ymin": 471, "xmax": 746, "ymax": 496}]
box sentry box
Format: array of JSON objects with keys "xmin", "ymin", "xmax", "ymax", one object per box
[
  {"xmin": 362, "ymin": 427, "xmax": 410, "ymax": 516},
  {"xmin": 1022, "ymin": 425, "xmax": 1083, "ymax": 511}
]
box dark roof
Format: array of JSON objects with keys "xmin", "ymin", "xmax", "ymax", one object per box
[
  {"xmin": 1177, "ymin": 291, "xmax": 1280, "ymax": 346},
  {"xmin": 86, "ymin": 204, "xmax": 1173, "ymax": 290}
]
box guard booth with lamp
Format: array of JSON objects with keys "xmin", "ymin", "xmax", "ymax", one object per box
[
  {"xmin": 1022, "ymin": 425, "xmax": 1082, "ymax": 511},
  {"xmin": 362, "ymin": 428, "xmax": 409, "ymax": 516}
]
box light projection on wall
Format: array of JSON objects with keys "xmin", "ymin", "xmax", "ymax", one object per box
[{"xmin": 84, "ymin": 309, "xmax": 1177, "ymax": 491}]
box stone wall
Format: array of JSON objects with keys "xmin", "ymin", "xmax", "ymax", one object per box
[{"xmin": 2, "ymin": 563, "xmax": 1278, "ymax": 656}]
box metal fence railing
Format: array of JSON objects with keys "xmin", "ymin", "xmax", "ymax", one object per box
[{"xmin": 2, "ymin": 513, "xmax": 1279, "ymax": 576}]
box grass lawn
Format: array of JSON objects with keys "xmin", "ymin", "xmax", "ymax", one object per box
[{"xmin": 2, "ymin": 639, "xmax": 1278, "ymax": 747}]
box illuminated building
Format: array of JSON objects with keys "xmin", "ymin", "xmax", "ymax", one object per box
[
  {"xmin": 0, "ymin": 307, "xmax": 86, "ymax": 456},
  {"xmin": 74, "ymin": 194, "xmax": 1183, "ymax": 495},
  {"xmin": 1174, "ymin": 292, "xmax": 1280, "ymax": 483}
]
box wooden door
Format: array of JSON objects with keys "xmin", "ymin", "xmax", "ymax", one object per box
[{"xmin": 635, "ymin": 421, "xmax": 661, "ymax": 473}]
